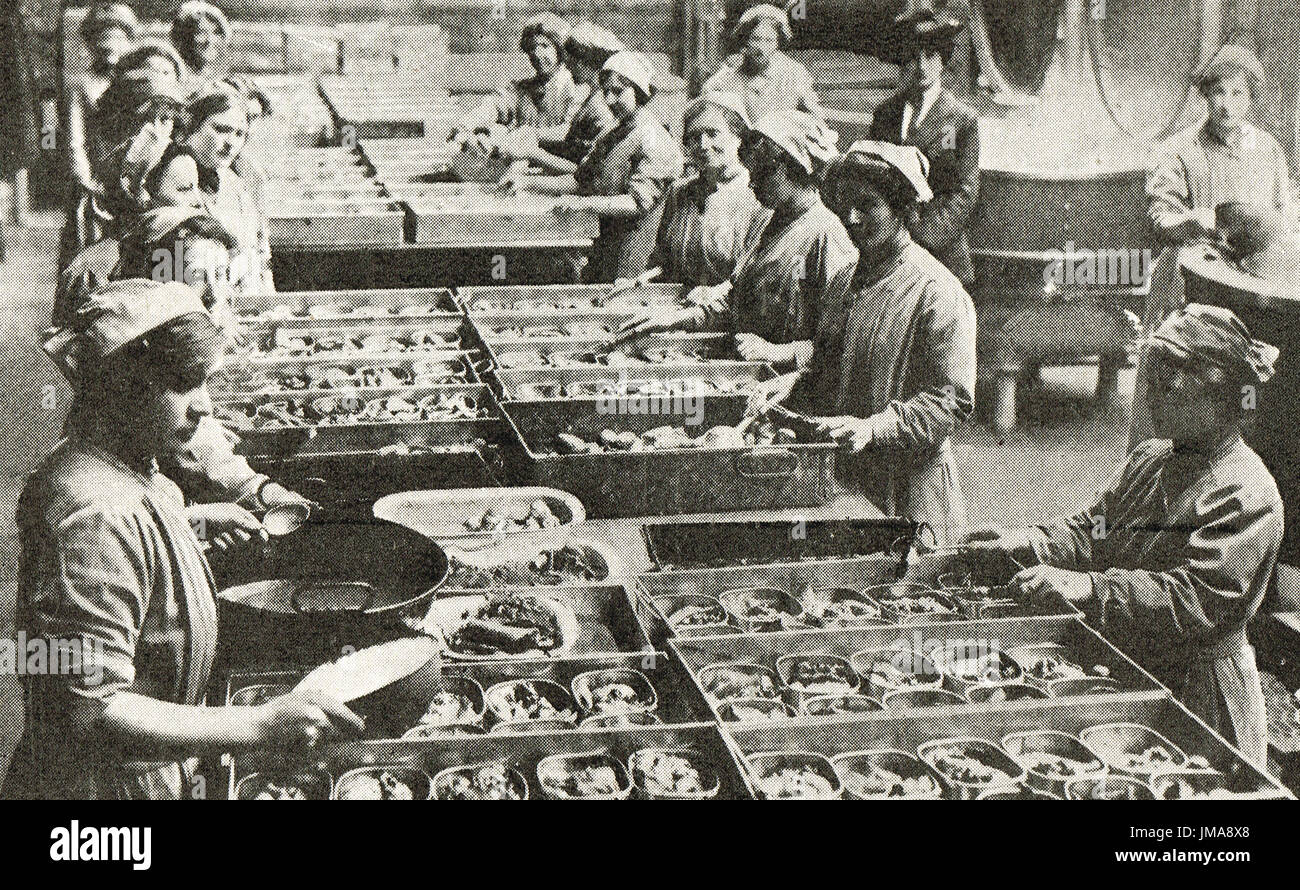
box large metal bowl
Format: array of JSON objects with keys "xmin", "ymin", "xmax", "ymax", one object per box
[{"xmin": 373, "ymin": 487, "xmax": 586, "ymax": 568}]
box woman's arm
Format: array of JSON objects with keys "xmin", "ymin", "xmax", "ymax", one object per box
[{"xmin": 63, "ymin": 84, "xmax": 96, "ymax": 191}]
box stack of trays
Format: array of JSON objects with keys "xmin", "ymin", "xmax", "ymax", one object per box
[
  {"xmin": 263, "ymin": 147, "xmax": 405, "ymax": 247},
  {"xmin": 319, "ymin": 74, "xmax": 462, "ymax": 139},
  {"xmin": 387, "ymin": 182, "xmax": 600, "ymax": 247}
]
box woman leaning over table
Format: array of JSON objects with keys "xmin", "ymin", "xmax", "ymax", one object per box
[
  {"xmin": 6, "ymin": 280, "xmax": 362, "ymax": 799},
  {"xmin": 510, "ymin": 52, "xmax": 683, "ymax": 283}
]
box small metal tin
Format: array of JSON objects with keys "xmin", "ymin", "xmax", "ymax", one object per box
[
  {"xmin": 881, "ymin": 688, "xmax": 967, "ymax": 710},
  {"xmin": 235, "ymin": 769, "xmax": 333, "ymax": 800},
  {"xmin": 628, "ymin": 748, "xmax": 721, "ymax": 799},
  {"xmin": 570, "ymin": 668, "xmax": 658, "ymax": 716},
  {"xmin": 775, "ymin": 654, "xmax": 859, "ymax": 710},
  {"xmin": 332, "ymin": 766, "xmax": 433, "ymax": 800},
  {"xmin": 965, "ymin": 682, "xmax": 1050, "ymax": 705},
  {"xmin": 746, "ymin": 751, "xmax": 843, "ymax": 799},
  {"xmin": 851, "ymin": 647, "xmax": 943, "ymax": 700},
  {"xmin": 830, "ymin": 749, "xmax": 945, "ymax": 800},
  {"xmin": 717, "ymin": 698, "xmax": 797, "ymax": 722},
  {"xmin": 1078, "ymin": 723, "xmax": 1188, "ymax": 779},
  {"xmin": 1065, "ymin": 776, "xmax": 1157, "ymax": 800},
  {"xmin": 432, "ymin": 762, "xmax": 529, "ymax": 800},
  {"xmin": 696, "ymin": 663, "xmax": 784, "ymax": 702},
  {"xmin": 1001, "ymin": 730, "xmax": 1108, "ymax": 796},
  {"xmin": 800, "ymin": 694, "xmax": 883, "ymax": 717},
  {"xmin": 536, "ymin": 752, "xmax": 633, "ymax": 799},
  {"xmin": 718, "ymin": 587, "xmax": 806, "ymax": 632},
  {"xmin": 917, "ymin": 737, "xmax": 1027, "ymax": 800}
]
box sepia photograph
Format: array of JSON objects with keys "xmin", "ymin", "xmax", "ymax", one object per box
[{"xmin": 0, "ymin": 0, "xmax": 1294, "ymax": 866}]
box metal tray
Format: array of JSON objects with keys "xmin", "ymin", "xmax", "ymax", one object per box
[
  {"xmin": 229, "ymin": 722, "xmax": 754, "ymax": 799},
  {"xmin": 237, "ymin": 314, "xmax": 470, "ymax": 358},
  {"xmin": 231, "ymin": 286, "xmax": 458, "ymax": 322},
  {"xmin": 215, "ymin": 383, "xmax": 502, "ymax": 459},
  {"xmin": 722, "ymin": 695, "xmax": 1292, "ymax": 800},
  {"xmin": 389, "ymin": 183, "xmax": 600, "ymax": 247},
  {"xmin": 456, "ymin": 283, "xmax": 686, "ymax": 313},
  {"xmin": 641, "ymin": 519, "xmax": 922, "ymax": 572},
  {"xmin": 482, "ymin": 332, "xmax": 734, "ymax": 372},
  {"xmin": 668, "ymin": 617, "xmax": 1169, "ymax": 722},
  {"xmin": 211, "ymin": 353, "xmax": 483, "ymax": 397},
  {"xmin": 490, "ymin": 361, "xmax": 774, "ymax": 403},
  {"xmin": 438, "ymin": 542, "xmax": 624, "ymax": 592},
  {"xmin": 500, "ymin": 400, "xmax": 837, "ymax": 519}
]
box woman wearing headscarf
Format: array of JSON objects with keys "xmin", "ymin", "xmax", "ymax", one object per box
[
  {"xmin": 63, "ymin": 3, "xmax": 138, "ymax": 214},
  {"xmin": 968, "ymin": 304, "xmax": 1282, "ymax": 766},
  {"xmin": 510, "ymin": 51, "xmax": 683, "ymax": 282},
  {"xmin": 495, "ymin": 20, "xmax": 622, "ymax": 175},
  {"xmin": 182, "ymin": 87, "xmax": 275, "ymax": 295},
  {"xmin": 9, "ymin": 281, "xmax": 363, "ymax": 799},
  {"xmin": 623, "ymin": 109, "xmax": 855, "ymax": 369},
  {"xmin": 650, "ymin": 92, "xmax": 770, "ymax": 288},
  {"xmin": 455, "ymin": 13, "xmax": 583, "ymax": 141},
  {"xmin": 752, "ymin": 141, "xmax": 976, "ymax": 544},
  {"xmin": 171, "ymin": 0, "xmax": 232, "ymax": 94},
  {"xmin": 703, "ymin": 4, "xmax": 822, "ymax": 125},
  {"xmin": 1132, "ymin": 44, "xmax": 1294, "ymax": 446}
]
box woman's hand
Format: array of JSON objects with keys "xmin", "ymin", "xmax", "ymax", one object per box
[
  {"xmin": 258, "ymin": 482, "xmax": 317, "ymax": 511},
  {"xmin": 735, "ymin": 333, "xmax": 794, "ymax": 364},
  {"xmin": 745, "ymin": 371, "xmax": 800, "ymax": 416},
  {"xmin": 618, "ymin": 306, "xmax": 699, "ymax": 339},
  {"xmin": 186, "ymin": 502, "xmax": 266, "ymax": 551},
  {"xmin": 252, "ymin": 689, "xmax": 366, "ymax": 749},
  {"xmin": 815, "ymin": 415, "xmax": 875, "ymax": 452},
  {"xmin": 1010, "ymin": 565, "xmax": 1094, "ymax": 606}
]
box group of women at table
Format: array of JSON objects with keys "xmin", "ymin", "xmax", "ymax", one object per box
[{"xmin": 1, "ymin": 4, "xmax": 1288, "ymax": 796}]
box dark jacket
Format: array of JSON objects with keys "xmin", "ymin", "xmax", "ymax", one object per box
[{"xmin": 869, "ymin": 88, "xmax": 980, "ymax": 286}]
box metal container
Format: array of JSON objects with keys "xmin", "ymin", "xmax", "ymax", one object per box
[
  {"xmin": 431, "ymin": 762, "xmax": 529, "ymax": 800},
  {"xmin": 801, "ymin": 694, "xmax": 883, "ymax": 718},
  {"xmin": 1001, "ymin": 730, "xmax": 1108, "ymax": 796},
  {"xmin": 627, "ymin": 748, "xmax": 722, "ymax": 799},
  {"xmin": 1007, "ymin": 643, "xmax": 1100, "ymax": 689},
  {"xmin": 917, "ymin": 738, "xmax": 1027, "ymax": 800},
  {"xmin": 881, "ymin": 688, "xmax": 967, "ymax": 710},
  {"xmin": 492, "ymin": 361, "xmax": 773, "ymax": 403},
  {"xmin": 372, "ymin": 486, "xmax": 585, "ymax": 567},
  {"xmin": 234, "ymin": 769, "xmax": 333, "ymax": 800},
  {"xmin": 718, "ymin": 698, "xmax": 798, "ymax": 723},
  {"xmin": 1148, "ymin": 769, "xmax": 1234, "ymax": 800},
  {"xmin": 775, "ymin": 654, "xmax": 859, "ymax": 710},
  {"xmin": 965, "ymin": 683, "xmax": 1050, "ymax": 705},
  {"xmin": 976, "ymin": 785, "xmax": 1062, "ymax": 800},
  {"xmin": 852, "ymin": 648, "xmax": 944, "ymax": 700},
  {"xmin": 830, "ymin": 749, "xmax": 945, "ymax": 800},
  {"xmin": 232, "ymin": 286, "xmax": 458, "ymax": 323},
  {"xmin": 457, "ymin": 283, "xmax": 686, "ymax": 313},
  {"xmin": 798, "ymin": 586, "xmax": 888, "ymax": 629},
  {"xmin": 720, "ymin": 588, "xmax": 806, "ymax": 633},
  {"xmin": 499, "ymin": 400, "xmax": 837, "ymax": 518},
  {"xmin": 866, "ymin": 583, "xmax": 961, "ymax": 624},
  {"xmin": 695, "ymin": 663, "xmax": 784, "ymax": 703},
  {"xmin": 570, "ymin": 668, "xmax": 658, "ymax": 716},
  {"xmin": 482, "ymin": 679, "xmax": 579, "ymax": 727},
  {"xmin": 402, "ymin": 675, "xmax": 486, "ymax": 730},
  {"xmin": 648, "ymin": 594, "xmax": 737, "ymax": 638},
  {"xmin": 746, "ymin": 752, "xmax": 843, "ymax": 799},
  {"xmin": 1065, "ymin": 776, "xmax": 1157, "ymax": 801},
  {"xmin": 332, "ymin": 766, "xmax": 434, "ymax": 800},
  {"xmin": 1077, "ymin": 723, "xmax": 1188, "ymax": 779},
  {"xmin": 536, "ymin": 752, "xmax": 633, "ymax": 799},
  {"xmin": 933, "ymin": 642, "xmax": 1023, "ymax": 695}
]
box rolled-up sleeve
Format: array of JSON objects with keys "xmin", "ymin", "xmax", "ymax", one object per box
[
  {"xmin": 1146, "ymin": 145, "xmax": 1193, "ymax": 238},
  {"xmin": 40, "ymin": 506, "xmax": 150, "ymax": 705},
  {"xmin": 165, "ymin": 417, "xmax": 267, "ymax": 506},
  {"xmin": 1085, "ymin": 481, "xmax": 1282, "ymax": 646},
  {"xmin": 863, "ymin": 280, "xmax": 976, "ymax": 448},
  {"xmin": 625, "ymin": 133, "xmax": 683, "ymax": 215}
]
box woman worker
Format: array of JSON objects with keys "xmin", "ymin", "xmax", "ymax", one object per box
[
  {"xmin": 756, "ymin": 141, "xmax": 976, "ymax": 545},
  {"xmin": 511, "ymin": 51, "xmax": 683, "ymax": 282},
  {"xmin": 171, "ymin": 0, "xmax": 231, "ymax": 94},
  {"xmin": 650, "ymin": 92, "xmax": 770, "ymax": 288},
  {"xmin": 494, "ymin": 20, "xmax": 622, "ymax": 175},
  {"xmin": 703, "ymin": 4, "xmax": 822, "ymax": 125},
  {"xmin": 623, "ymin": 109, "xmax": 855, "ymax": 369},
  {"xmin": 183, "ymin": 86, "xmax": 275, "ymax": 295},
  {"xmin": 1132, "ymin": 44, "xmax": 1293, "ymax": 446},
  {"xmin": 968, "ymin": 304, "xmax": 1282, "ymax": 766},
  {"xmin": 455, "ymin": 13, "xmax": 584, "ymax": 143},
  {"xmin": 8, "ymin": 280, "xmax": 362, "ymax": 799}
]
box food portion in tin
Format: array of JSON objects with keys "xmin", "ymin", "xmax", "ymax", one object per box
[
  {"xmin": 699, "ymin": 664, "xmax": 782, "ymax": 701},
  {"xmin": 719, "ymin": 588, "xmax": 804, "ymax": 631},
  {"xmin": 215, "ymin": 390, "xmax": 485, "ymax": 430},
  {"xmin": 417, "ymin": 691, "xmax": 479, "ymax": 727},
  {"xmin": 719, "ymin": 699, "xmax": 793, "ymax": 722},
  {"xmin": 666, "ymin": 600, "xmax": 729, "ymax": 629},
  {"xmin": 630, "ymin": 751, "xmax": 711, "ymax": 797},
  {"xmin": 927, "ymin": 743, "xmax": 1019, "ymax": 787},
  {"xmin": 781, "ymin": 656, "xmax": 857, "ymax": 696},
  {"xmin": 335, "ymin": 769, "xmax": 421, "ymax": 800},
  {"xmin": 549, "ymin": 422, "xmax": 800, "ymax": 454},
  {"xmin": 215, "ymin": 359, "xmax": 469, "ymax": 394},
  {"xmin": 486, "ymin": 680, "xmax": 577, "ymax": 723},
  {"xmin": 445, "ymin": 594, "xmax": 564, "ymax": 656},
  {"xmin": 838, "ymin": 757, "xmax": 941, "ymax": 800},
  {"xmin": 253, "ymin": 328, "xmax": 461, "ymax": 357},
  {"xmin": 462, "ymin": 499, "xmax": 560, "ymax": 532},
  {"xmin": 1016, "ymin": 750, "xmax": 1105, "ymax": 779},
  {"xmin": 239, "ymin": 772, "xmax": 328, "ymax": 800},
  {"xmin": 435, "ymin": 764, "xmax": 527, "ymax": 800},
  {"xmin": 754, "ymin": 765, "xmax": 838, "ymax": 799},
  {"xmin": 799, "ymin": 586, "xmax": 883, "ymax": 627},
  {"xmin": 443, "ymin": 546, "xmax": 606, "ymax": 588},
  {"xmin": 538, "ymin": 755, "xmax": 627, "ymax": 798}
]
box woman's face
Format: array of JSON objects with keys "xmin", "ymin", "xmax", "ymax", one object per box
[
  {"xmin": 686, "ymin": 105, "xmax": 743, "ymax": 175},
  {"xmin": 527, "ymin": 35, "xmax": 561, "ymax": 78},
  {"xmin": 1146, "ymin": 353, "xmax": 1223, "ymax": 442},
  {"xmin": 1206, "ymin": 71, "xmax": 1251, "ymax": 131},
  {"xmin": 743, "ymin": 20, "xmax": 781, "ymax": 71},
  {"xmin": 835, "ymin": 178, "xmax": 899, "ymax": 251},
  {"xmin": 602, "ymin": 76, "xmax": 641, "ymax": 120},
  {"xmin": 182, "ymin": 237, "xmax": 233, "ymax": 310},
  {"xmin": 91, "ymin": 26, "xmax": 132, "ymax": 69},
  {"xmin": 144, "ymin": 374, "xmax": 215, "ymax": 458},
  {"xmin": 187, "ymin": 107, "xmax": 247, "ymax": 170},
  {"xmin": 908, "ymin": 48, "xmax": 946, "ymax": 93},
  {"xmin": 182, "ymin": 17, "xmax": 226, "ymax": 70},
  {"xmin": 151, "ymin": 154, "xmax": 203, "ymax": 208}
]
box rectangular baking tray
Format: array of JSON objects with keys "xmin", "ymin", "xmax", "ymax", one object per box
[
  {"xmin": 668, "ymin": 616, "xmax": 1168, "ymax": 718},
  {"xmin": 229, "ymin": 721, "xmax": 754, "ymax": 799},
  {"xmin": 456, "ymin": 283, "xmax": 686, "ymax": 313},
  {"xmin": 499, "ymin": 399, "xmax": 838, "ymax": 519},
  {"xmin": 722, "ymin": 694, "xmax": 1292, "ymax": 799}
]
